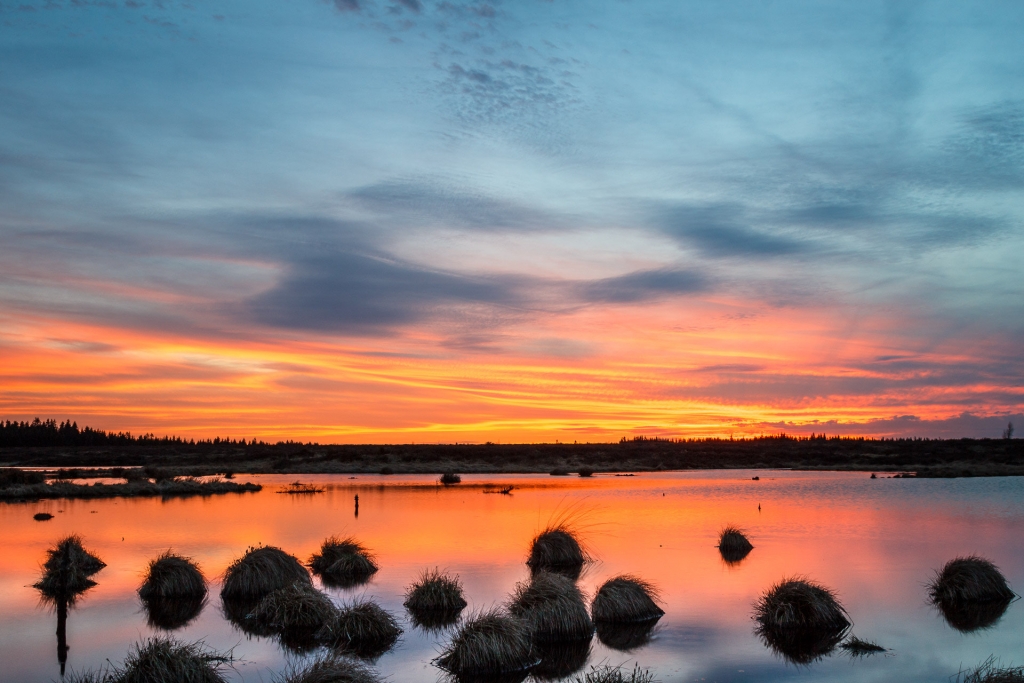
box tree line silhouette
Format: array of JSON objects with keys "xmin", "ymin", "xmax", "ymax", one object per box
[{"xmin": 0, "ymin": 418, "xmax": 264, "ymax": 448}]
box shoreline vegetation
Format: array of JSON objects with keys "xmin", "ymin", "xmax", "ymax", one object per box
[
  {"xmin": 0, "ymin": 473, "xmax": 261, "ymax": 502},
  {"xmin": 0, "ymin": 418, "xmax": 1022, "ymax": 481}
]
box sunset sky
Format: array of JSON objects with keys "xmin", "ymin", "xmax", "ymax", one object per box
[{"xmin": 1, "ymin": 0, "xmax": 1022, "ymax": 441}]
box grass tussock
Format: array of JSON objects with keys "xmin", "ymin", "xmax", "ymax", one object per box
[
  {"xmin": 247, "ymin": 581, "xmax": 339, "ymax": 646},
  {"xmin": 404, "ymin": 568, "xmax": 467, "ymax": 627},
  {"xmin": 929, "ymin": 556, "xmax": 1016, "ymax": 632},
  {"xmin": 527, "ymin": 526, "xmax": 590, "ymax": 577},
  {"xmin": 34, "ymin": 512, "xmax": 54, "ymax": 521},
  {"xmin": 955, "ymin": 657, "xmax": 1024, "ymax": 683},
  {"xmin": 309, "ymin": 536, "xmax": 378, "ymax": 588},
  {"xmin": 508, "ymin": 571, "xmax": 594, "ymax": 643},
  {"xmin": 319, "ymin": 599, "xmax": 402, "ymax": 658},
  {"xmin": 221, "ymin": 546, "xmax": 310, "ymax": 601},
  {"xmin": 717, "ymin": 526, "xmax": 754, "ymax": 564},
  {"xmin": 753, "ymin": 578, "xmax": 851, "ymax": 664},
  {"xmin": 275, "ymin": 654, "xmax": 382, "ymax": 683},
  {"xmin": 440, "ymin": 471, "xmax": 462, "ymax": 485},
  {"xmin": 65, "ymin": 637, "xmax": 231, "ymax": 683},
  {"xmin": 569, "ymin": 664, "xmax": 655, "ymax": 683},
  {"xmin": 591, "ymin": 576, "xmax": 663, "ymax": 624},
  {"xmin": 436, "ymin": 608, "xmax": 537, "ymax": 678},
  {"xmin": 139, "ymin": 552, "xmax": 207, "ymax": 600},
  {"xmin": 595, "ymin": 619, "xmax": 658, "ymax": 652},
  {"xmin": 35, "ymin": 535, "xmax": 106, "ymax": 598},
  {"xmin": 531, "ymin": 639, "xmax": 592, "ymax": 681},
  {"xmin": 840, "ymin": 636, "xmax": 886, "ymax": 656}
]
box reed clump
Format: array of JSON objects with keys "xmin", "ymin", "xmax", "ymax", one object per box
[
  {"xmin": 717, "ymin": 526, "xmax": 753, "ymax": 563},
  {"xmin": 840, "ymin": 636, "xmax": 886, "ymax": 656},
  {"xmin": 221, "ymin": 546, "xmax": 310, "ymax": 601},
  {"xmin": 309, "ymin": 536, "xmax": 378, "ymax": 588},
  {"xmin": 753, "ymin": 578, "xmax": 850, "ymax": 663},
  {"xmin": 955, "ymin": 657, "xmax": 1024, "ymax": 683},
  {"xmin": 319, "ymin": 599, "xmax": 402, "ymax": 658},
  {"xmin": 440, "ymin": 471, "xmax": 462, "ymax": 485},
  {"xmin": 34, "ymin": 512, "xmax": 54, "ymax": 521},
  {"xmin": 35, "ymin": 535, "xmax": 106, "ymax": 598},
  {"xmin": 527, "ymin": 526, "xmax": 589, "ymax": 577},
  {"xmin": 139, "ymin": 552, "xmax": 207, "ymax": 601},
  {"xmin": 929, "ymin": 556, "xmax": 1016, "ymax": 632},
  {"xmin": 569, "ymin": 664, "xmax": 655, "ymax": 683},
  {"xmin": 404, "ymin": 568, "xmax": 467, "ymax": 627},
  {"xmin": 508, "ymin": 571, "xmax": 594, "ymax": 643},
  {"xmin": 65, "ymin": 638, "xmax": 231, "ymax": 683},
  {"xmin": 247, "ymin": 581, "xmax": 339, "ymax": 647},
  {"xmin": 591, "ymin": 576, "xmax": 663, "ymax": 624},
  {"xmin": 436, "ymin": 609, "xmax": 537, "ymax": 678},
  {"xmin": 276, "ymin": 654, "xmax": 382, "ymax": 683}
]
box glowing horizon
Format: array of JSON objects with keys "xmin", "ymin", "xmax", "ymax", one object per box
[{"xmin": 1, "ymin": 1, "xmax": 1022, "ymax": 441}]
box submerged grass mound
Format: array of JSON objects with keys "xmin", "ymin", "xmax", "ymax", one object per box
[
  {"xmin": 753, "ymin": 578, "xmax": 851, "ymax": 664},
  {"xmin": 595, "ymin": 619, "xmax": 658, "ymax": 652},
  {"xmin": 955, "ymin": 657, "xmax": 1024, "ymax": 683},
  {"xmin": 247, "ymin": 581, "xmax": 339, "ymax": 647},
  {"xmin": 310, "ymin": 536, "xmax": 378, "ymax": 588},
  {"xmin": 35, "ymin": 535, "xmax": 106, "ymax": 598},
  {"xmin": 508, "ymin": 571, "xmax": 594, "ymax": 643},
  {"xmin": 436, "ymin": 608, "xmax": 537, "ymax": 678},
  {"xmin": 569, "ymin": 664, "xmax": 655, "ymax": 683},
  {"xmin": 527, "ymin": 526, "xmax": 590, "ymax": 578},
  {"xmin": 929, "ymin": 556, "xmax": 1016, "ymax": 632},
  {"xmin": 591, "ymin": 576, "xmax": 663, "ymax": 624},
  {"xmin": 139, "ymin": 552, "xmax": 207, "ymax": 601},
  {"xmin": 404, "ymin": 568, "xmax": 467, "ymax": 627},
  {"xmin": 717, "ymin": 526, "xmax": 754, "ymax": 564},
  {"xmin": 319, "ymin": 599, "xmax": 402, "ymax": 658},
  {"xmin": 66, "ymin": 637, "xmax": 231, "ymax": 683},
  {"xmin": 275, "ymin": 654, "xmax": 382, "ymax": 683},
  {"xmin": 221, "ymin": 546, "xmax": 310, "ymax": 601},
  {"xmin": 440, "ymin": 472, "xmax": 462, "ymax": 485},
  {"xmin": 840, "ymin": 636, "xmax": 886, "ymax": 656}
]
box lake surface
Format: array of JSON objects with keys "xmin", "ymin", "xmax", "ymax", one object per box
[{"xmin": 2, "ymin": 471, "xmax": 1022, "ymax": 682}]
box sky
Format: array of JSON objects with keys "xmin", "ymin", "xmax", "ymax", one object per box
[{"xmin": 0, "ymin": 0, "xmax": 1022, "ymax": 442}]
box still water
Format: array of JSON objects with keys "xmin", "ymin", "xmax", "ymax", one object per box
[{"xmin": 1, "ymin": 471, "xmax": 1022, "ymax": 682}]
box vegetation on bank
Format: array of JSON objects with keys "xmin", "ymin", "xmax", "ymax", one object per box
[{"xmin": 0, "ymin": 474, "xmax": 261, "ymax": 501}]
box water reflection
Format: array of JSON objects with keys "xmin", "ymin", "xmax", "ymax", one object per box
[
  {"xmin": 935, "ymin": 596, "xmax": 1015, "ymax": 633},
  {"xmin": 141, "ymin": 593, "xmax": 206, "ymax": 631},
  {"xmin": 594, "ymin": 620, "xmax": 659, "ymax": 652},
  {"xmin": 531, "ymin": 638, "xmax": 592, "ymax": 680}
]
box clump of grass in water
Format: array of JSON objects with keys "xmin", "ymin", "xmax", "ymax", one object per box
[
  {"xmin": 64, "ymin": 637, "xmax": 231, "ymax": 683},
  {"xmin": 318, "ymin": 599, "xmax": 402, "ymax": 658},
  {"xmin": 405, "ymin": 568, "xmax": 467, "ymax": 628},
  {"xmin": 955, "ymin": 657, "xmax": 1024, "ymax": 683},
  {"xmin": 527, "ymin": 526, "xmax": 590, "ymax": 578},
  {"xmin": 591, "ymin": 575, "xmax": 664, "ymax": 624},
  {"xmin": 275, "ymin": 653, "xmax": 382, "ymax": 683},
  {"xmin": 569, "ymin": 664, "xmax": 655, "ymax": 683},
  {"xmin": 717, "ymin": 526, "xmax": 753, "ymax": 564},
  {"xmin": 35, "ymin": 535, "xmax": 106, "ymax": 598},
  {"xmin": 246, "ymin": 581, "xmax": 339, "ymax": 649},
  {"xmin": 508, "ymin": 571, "xmax": 594, "ymax": 643},
  {"xmin": 34, "ymin": 512, "xmax": 54, "ymax": 521},
  {"xmin": 435, "ymin": 608, "xmax": 537, "ymax": 678},
  {"xmin": 928, "ymin": 556, "xmax": 1016, "ymax": 632},
  {"xmin": 221, "ymin": 545, "xmax": 310, "ymax": 601},
  {"xmin": 840, "ymin": 635, "xmax": 887, "ymax": 656},
  {"xmin": 753, "ymin": 578, "xmax": 851, "ymax": 664},
  {"xmin": 440, "ymin": 472, "xmax": 462, "ymax": 485},
  {"xmin": 309, "ymin": 536, "xmax": 378, "ymax": 588},
  {"xmin": 140, "ymin": 552, "xmax": 207, "ymax": 600}
]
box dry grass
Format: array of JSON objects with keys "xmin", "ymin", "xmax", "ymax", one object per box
[
  {"xmin": 569, "ymin": 664, "xmax": 655, "ymax": 683},
  {"xmin": 246, "ymin": 581, "xmax": 339, "ymax": 647},
  {"xmin": 0, "ymin": 478, "xmax": 261, "ymax": 500},
  {"xmin": 309, "ymin": 536, "xmax": 378, "ymax": 588},
  {"xmin": 508, "ymin": 572, "xmax": 594, "ymax": 643},
  {"xmin": 404, "ymin": 568, "xmax": 467, "ymax": 627},
  {"xmin": 221, "ymin": 546, "xmax": 310, "ymax": 600},
  {"xmin": 595, "ymin": 620, "xmax": 658, "ymax": 652},
  {"xmin": 65, "ymin": 638, "xmax": 231, "ymax": 683},
  {"xmin": 275, "ymin": 654, "xmax": 382, "ymax": 683},
  {"xmin": 840, "ymin": 636, "xmax": 886, "ymax": 656},
  {"xmin": 929, "ymin": 556, "xmax": 1016, "ymax": 632},
  {"xmin": 436, "ymin": 608, "xmax": 537, "ymax": 677},
  {"xmin": 955, "ymin": 658, "xmax": 1024, "ymax": 683},
  {"xmin": 527, "ymin": 527, "xmax": 590, "ymax": 578},
  {"xmin": 319, "ymin": 599, "xmax": 402, "ymax": 658},
  {"xmin": 717, "ymin": 526, "xmax": 753, "ymax": 564},
  {"xmin": 139, "ymin": 552, "xmax": 206, "ymax": 600},
  {"xmin": 591, "ymin": 576, "xmax": 663, "ymax": 624},
  {"xmin": 35, "ymin": 535, "xmax": 106, "ymax": 598},
  {"xmin": 753, "ymin": 578, "xmax": 851, "ymax": 664}
]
